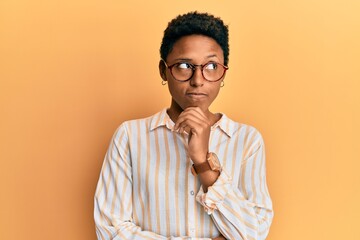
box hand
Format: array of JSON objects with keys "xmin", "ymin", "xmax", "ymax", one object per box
[{"xmin": 173, "ymin": 107, "xmax": 211, "ymax": 164}]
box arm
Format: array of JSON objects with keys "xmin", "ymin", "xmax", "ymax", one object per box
[
  {"xmin": 94, "ymin": 124, "xmax": 212, "ymax": 240},
  {"xmin": 196, "ymin": 139, "xmax": 273, "ymax": 240},
  {"xmin": 94, "ymin": 124, "xmax": 163, "ymax": 239}
]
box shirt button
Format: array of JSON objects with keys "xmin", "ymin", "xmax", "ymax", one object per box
[{"xmin": 190, "ymin": 190, "xmax": 194, "ymax": 195}]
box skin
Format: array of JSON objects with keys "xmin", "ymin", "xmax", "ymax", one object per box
[{"xmin": 159, "ymin": 34, "xmax": 227, "ymax": 240}]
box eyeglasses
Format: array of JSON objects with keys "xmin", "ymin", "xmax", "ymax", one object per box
[{"xmin": 162, "ymin": 60, "xmax": 228, "ymax": 82}]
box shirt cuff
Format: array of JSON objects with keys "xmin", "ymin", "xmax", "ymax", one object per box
[{"xmin": 196, "ymin": 169, "xmax": 233, "ymax": 215}]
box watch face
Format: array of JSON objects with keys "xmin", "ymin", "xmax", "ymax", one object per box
[{"xmin": 208, "ymin": 153, "xmax": 221, "ymax": 171}]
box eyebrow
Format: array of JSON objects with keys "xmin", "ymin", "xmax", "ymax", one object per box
[
  {"xmin": 173, "ymin": 58, "xmax": 192, "ymax": 62},
  {"xmin": 206, "ymin": 54, "xmax": 218, "ymax": 58},
  {"xmin": 173, "ymin": 55, "xmax": 219, "ymax": 62}
]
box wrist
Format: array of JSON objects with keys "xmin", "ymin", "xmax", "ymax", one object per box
[
  {"xmin": 191, "ymin": 152, "xmax": 221, "ymax": 176},
  {"xmin": 190, "ymin": 152, "xmax": 208, "ymax": 165}
]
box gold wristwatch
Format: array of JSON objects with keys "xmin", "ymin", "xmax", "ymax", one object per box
[{"xmin": 191, "ymin": 152, "xmax": 221, "ymax": 176}]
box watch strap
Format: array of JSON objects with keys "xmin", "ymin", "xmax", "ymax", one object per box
[{"xmin": 192, "ymin": 161, "xmax": 211, "ymax": 175}]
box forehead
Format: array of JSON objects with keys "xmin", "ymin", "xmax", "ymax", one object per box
[{"xmin": 167, "ymin": 34, "xmax": 224, "ymax": 63}]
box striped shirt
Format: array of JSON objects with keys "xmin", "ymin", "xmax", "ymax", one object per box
[{"xmin": 94, "ymin": 109, "xmax": 273, "ymax": 239}]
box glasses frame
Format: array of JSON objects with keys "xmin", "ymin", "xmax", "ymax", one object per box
[{"xmin": 162, "ymin": 59, "xmax": 229, "ymax": 82}]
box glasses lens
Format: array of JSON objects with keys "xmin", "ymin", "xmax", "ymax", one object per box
[
  {"xmin": 203, "ymin": 62, "xmax": 225, "ymax": 81},
  {"xmin": 170, "ymin": 62, "xmax": 226, "ymax": 82},
  {"xmin": 171, "ymin": 63, "xmax": 193, "ymax": 81}
]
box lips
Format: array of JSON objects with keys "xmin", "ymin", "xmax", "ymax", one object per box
[
  {"xmin": 186, "ymin": 92, "xmax": 207, "ymax": 96},
  {"xmin": 185, "ymin": 92, "xmax": 207, "ymax": 100}
]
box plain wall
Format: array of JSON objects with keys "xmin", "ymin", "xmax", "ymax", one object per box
[{"xmin": 0, "ymin": 0, "xmax": 359, "ymax": 239}]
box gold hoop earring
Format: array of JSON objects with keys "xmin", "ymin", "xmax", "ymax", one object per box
[
  {"xmin": 220, "ymin": 81, "xmax": 225, "ymax": 87},
  {"xmin": 162, "ymin": 80, "xmax": 167, "ymax": 85}
]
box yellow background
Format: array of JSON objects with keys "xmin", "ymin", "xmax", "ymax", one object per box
[{"xmin": 1, "ymin": 0, "xmax": 359, "ymax": 239}]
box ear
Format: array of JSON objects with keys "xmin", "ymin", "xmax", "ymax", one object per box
[{"xmin": 159, "ymin": 60, "xmax": 167, "ymax": 81}]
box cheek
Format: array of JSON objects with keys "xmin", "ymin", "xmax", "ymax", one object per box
[
  {"xmin": 211, "ymin": 85, "xmax": 221, "ymax": 97},
  {"xmin": 165, "ymin": 71, "xmax": 171, "ymax": 81},
  {"xmin": 165, "ymin": 71, "xmax": 177, "ymax": 82},
  {"xmin": 167, "ymin": 81, "xmax": 183, "ymax": 98}
]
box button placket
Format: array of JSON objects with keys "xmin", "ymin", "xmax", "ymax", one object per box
[{"xmin": 187, "ymin": 159, "xmax": 197, "ymax": 237}]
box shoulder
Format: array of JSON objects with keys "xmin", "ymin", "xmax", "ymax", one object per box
[
  {"xmin": 222, "ymin": 115, "xmax": 265, "ymax": 152},
  {"xmin": 222, "ymin": 114, "xmax": 263, "ymax": 140},
  {"xmin": 112, "ymin": 110, "xmax": 164, "ymax": 139}
]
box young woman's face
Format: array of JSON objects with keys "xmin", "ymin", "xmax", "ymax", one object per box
[{"xmin": 163, "ymin": 34, "xmax": 226, "ymax": 113}]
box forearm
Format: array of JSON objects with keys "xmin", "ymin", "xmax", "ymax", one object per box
[
  {"xmin": 210, "ymin": 196, "xmax": 273, "ymax": 239},
  {"xmin": 196, "ymin": 169, "xmax": 273, "ymax": 240},
  {"xmin": 95, "ymin": 211, "xmax": 213, "ymax": 240}
]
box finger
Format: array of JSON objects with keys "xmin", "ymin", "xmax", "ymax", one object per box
[
  {"xmin": 175, "ymin": 108, "xmax": 210, "ymax": 130},
  {"xmin": 177, "ymin": 110, "xmax": 205, "ymax": 125},
  {"xmin": 174, "ymin": 112, "xmax": 206, "ymax": 131},
  {"xmin": 182, "ymin": 107, "xmax": 208, "ymax": 119},
  {"xmin": 176, "ymin": 118, "xmax": 207, "ymax": 136}
]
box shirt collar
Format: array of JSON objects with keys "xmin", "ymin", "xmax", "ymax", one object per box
[
  {"xmin": 212, "ymin": 113, "xmax": 235, "ymax": 138},
  {"xmin": 150, "ymin": 108, "xmax": 235, "ymax": 138},
  {"xmin": 150, "ymin": 108, "xmax": 174, "ymax": 131}
]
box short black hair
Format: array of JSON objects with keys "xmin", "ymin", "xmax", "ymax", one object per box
[{"xmin": 160, "ymin": 11, "xmax": 229, "ymax": 66}]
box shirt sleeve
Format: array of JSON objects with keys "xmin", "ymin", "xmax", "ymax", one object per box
[
  {"xmin": 196, "ymin": 135, "xmax": 273, "ymax": 240},
  {"xmin": 94, "ymin": 124, "xmax": 212, "ymax": 240}
]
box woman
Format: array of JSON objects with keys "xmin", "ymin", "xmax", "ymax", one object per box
[{"xmin": 94, "ymin": 11, "xmax": 273, "ymax": 240}]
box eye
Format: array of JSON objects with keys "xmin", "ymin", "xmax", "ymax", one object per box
[
  {"xmin": 176, "ymin": 63, "xmax": 192, "ymax": 69},
  {"xmin": 205, "ymin": 62, "xmax": 218, "ymax": 70}
]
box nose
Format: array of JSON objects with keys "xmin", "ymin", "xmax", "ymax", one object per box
[{"xmin": 189, "ymin": 66, "xmax": 205, "ymax": 87}]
